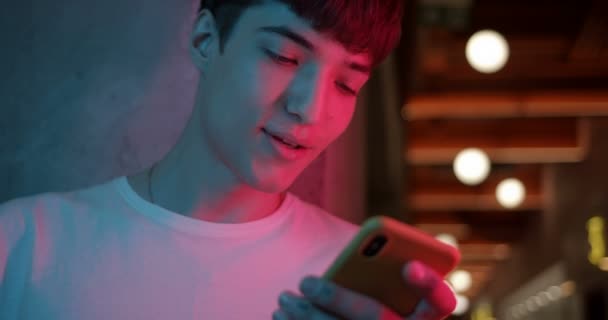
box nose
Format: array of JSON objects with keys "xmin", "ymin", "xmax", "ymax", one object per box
[{"xmin": 284, "ymin": 64, "xmax": 328, "ymax": 124}]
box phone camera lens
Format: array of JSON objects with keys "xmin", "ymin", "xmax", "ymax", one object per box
[{"xmin": 362, "ymin": 234, "xmax": 388, "ymax": 257}]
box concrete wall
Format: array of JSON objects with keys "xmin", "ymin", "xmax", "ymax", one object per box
[
  {"xmin": 1, "ymin": 0, "xmax": 200, "ymax": 199},
  {"xmin": 0, "ymin": 0, "xmax": 368, "ymax": 222}
]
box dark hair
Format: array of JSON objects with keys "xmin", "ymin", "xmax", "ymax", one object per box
[{"xmin": 199, "ymin": 0, "xmax": 404, "ymax": 68}]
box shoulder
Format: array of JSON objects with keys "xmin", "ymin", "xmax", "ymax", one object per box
[
  {"xmin": 0, "ymin": 192, "xmax": 57, "ymax": 229},
  {"xmin": 0, "ymin": 193, "xmax": 58, "ymax": 262},
  {"xmin": 0, "ymin": 192, "xmax": 71, "ymax": 241},
  {"xmin": 287, "ymin": 193, "xmax": 359, "ymax": 242},
  {"xmin": 0, "ymin": 178, "xmax": 118, "ymax": 240}
]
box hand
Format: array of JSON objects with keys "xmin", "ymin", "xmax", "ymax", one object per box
[{"xmin": 273, "ymin": 260, "xmax": 456, "ymax": 320}]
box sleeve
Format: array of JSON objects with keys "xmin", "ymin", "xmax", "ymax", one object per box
[{"xmin": 0, "ymin": 198, "xmax": 34, "ymax": 320}]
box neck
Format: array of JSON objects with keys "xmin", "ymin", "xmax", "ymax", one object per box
[{"xmin": 128, "ymin": 106, "xmax": 285, "ymax": 224}]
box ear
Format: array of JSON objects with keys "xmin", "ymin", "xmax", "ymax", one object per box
[{"xmin": 189, "ymin": 9, "xmax": 219, "ymax": 71}]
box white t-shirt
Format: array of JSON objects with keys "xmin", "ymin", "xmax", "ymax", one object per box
[{"xmin": 0, "ymin": 176, "xmax": 358, "ymax": 320}]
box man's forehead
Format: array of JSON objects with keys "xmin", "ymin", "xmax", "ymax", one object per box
[
  {"xmin": 236, "ymin": 2, "xmax": 313, "ymax": 30},
  {"xmin": 237, "ymin": 2, "xmax": 372, "ymax": 68}
]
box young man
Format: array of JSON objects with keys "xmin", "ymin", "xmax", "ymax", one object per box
[{"xmin": 0, "ymin": 1, "xmax": 456, "ymax": 319}]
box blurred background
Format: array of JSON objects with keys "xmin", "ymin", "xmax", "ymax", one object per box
[
  {"xmin": 376, "ymin": 0, "xmax": 608, "ymax": 318},
  {"xmin": 1, "ymin": 0, "xmax": 607, "ymax": 319}
]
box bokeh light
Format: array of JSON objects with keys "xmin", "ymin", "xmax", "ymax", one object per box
[
  {"xmin": 449, "ymin": 269, "xmax": 473, "ymax": 293},
  {"xmin": 435, "ymin": 233, "xmax": 459, "ymax": 248},
  {"xmin": 496, "ymin": 178, "xmax": 526, "ymax": 208},
  {"xmin": 452, "ymin": 294, "xmax": 470, "ymax": 315},
  {"xmin": 453, "ymin": 148, "xmax": 491, "ymax": 185},
  {"xmin": 466, "ymin": 29, "xmax": 510, "ymax": 73}
]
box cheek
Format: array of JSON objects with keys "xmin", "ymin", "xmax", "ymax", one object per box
[
  {"xmin": 210, "ymin": 65, "xmax": 268, "ymax": 126},
  {"xmin": 255, "ymin": 62, "xmax": 294, "ymax": 104},
  {"xmin": 325, "ymin": 104, "xmax": 356, "ymax": 138}
]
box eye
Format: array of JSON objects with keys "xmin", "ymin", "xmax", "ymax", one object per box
[
  {"xmin": 264, "ymin": 49, "xmax": 299, "ymax": 66},
  {"xmin": 336, "ymin": 82, "xmax": 357, "ymax": 96}
]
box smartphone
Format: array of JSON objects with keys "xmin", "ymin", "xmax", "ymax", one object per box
[{"xmin": 322, "ymin": 215, "xmax": 460, "ymax": 317}]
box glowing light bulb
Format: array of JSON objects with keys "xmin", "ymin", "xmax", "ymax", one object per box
[
  {"xmin": 449, "ymin": 270, "xmax": 472, "ymax": 293},
  {"xmin": 466, "ymin": 29, "xmax": 510, "ymax": 73},
  {"xmin": 436, "ymin": 233, "xmax": 458, "ymax": 248},
  {"xmin": 496, "ymin": 178, "xmax": 526, "ymax": 208},
  {"xmin": 453, "ymin": 148, "xmax": 491, "ymax": 185},
  {"xmin": 452, "ymin": 294, "xmax": 470, "ymax": 315}
]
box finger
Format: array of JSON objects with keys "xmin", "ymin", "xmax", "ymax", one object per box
[
  {"xmin": 404, "ymin": 300, "xmax": 444, "ymax": 320},
  {"xmin": 402, "ymin": 261, "xmax": 456, "ymax": 319},
  {"xmin": 272, "ymin": 309, "xmax": 291, "ymax": 320},
  {"xmin": 298, "ymin": 276, "xmax": 402, "ymax": 320},
  {"xmin": 275, "ymin": 291, "xmax": 336, "ymax": 320}
]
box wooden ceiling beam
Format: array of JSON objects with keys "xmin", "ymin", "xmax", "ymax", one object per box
[
  {"xmin": 418, "ymin": 54, "xmax": 608, "ymax": 79},
  {"xmin": 457, "ymin": 244, "xmax": 511, "ymax": 263},
  {"xmin": 415, "ymin": 220, "xmax": 531, "ymax": 243},
  {"xmin": 410, "ymin": 222, "xmax": 514, "ymax": 261},
  {"xmin": 409, "ymin": 164, "xmax": 542, "ymax": 195},
  {"xmin": 411, "ymin": 193, "xmax": 543, "ymax": 211},
  {"xmin": 406, "ymin": 118, "xmax": 589, "ymax": 164},
  {"xmin": 408, "ymin": 164, "xmax": 543, "ymax": 211},
  {"xmin": 417, "ymin": 36, "xmax": 608, "ymax": 77},
  {"xmin": 413, "ymin": 208, "xmax": 539, "ymax": 225},
  {"xmin": 413, "ymin": 205, "xmax": 537, "ymax": 242},
  {"xmin": 404, "ymin": 92, "xmax": 608, "ymax": 120}
]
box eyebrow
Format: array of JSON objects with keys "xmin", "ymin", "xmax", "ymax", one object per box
[
  {"xmin": 257, "ymin": 25, "xmax": 372, "ymax": 75},
  {"xmin": 257, "ymin": 25, "xmax": 314, "ymax": 51},
  {"xmin": 347, "ymin": 61, "xmax": 372, "ymax": 75}
]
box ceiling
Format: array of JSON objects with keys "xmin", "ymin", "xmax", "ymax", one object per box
[{"xmin": 399, "ymin": 0, "xmax": 608, "ymax": 303}]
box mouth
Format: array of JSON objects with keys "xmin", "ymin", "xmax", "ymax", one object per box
[
  {"xmin": 262, "ymin": 128, "xmax": 307, "ymax": 150},
  {"xmin": 262, "ymin": 127, "xmax": 311, "ymax": 161}
]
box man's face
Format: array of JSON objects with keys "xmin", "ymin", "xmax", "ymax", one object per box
[{"xmin": 192, "ymin": 2, "xmax": 371, "ymax": 193}]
